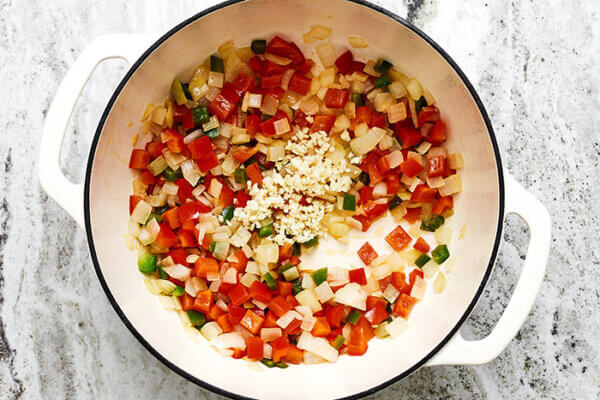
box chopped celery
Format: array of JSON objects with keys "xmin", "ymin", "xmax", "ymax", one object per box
[
  {"xmin": 137, "ymin": 254, "xmax": 157, "ymax": 274},
  {"xmin": 170, "ymin": 286, "xmax": 185, "ymax": 297},
  {"xmin": 346, "ymin": 309, "xmax": 361, "ymax": 325},
  {"xmin": 233, "ymin": 168, "xmax": 247, "ymax": 184},
  {"xmin": 343, "ymin": 194, "xmax": 356, "ymax": 211},
  {"xmin": 374, "ymin": 76, "xmax": 391, "ymax": 88},
  {"xmin": 415, "ymin": 254, "xmax": 431, "ymax": 268},
  {"xmin": 251, "ymin": 39, "xmax": 267, "ymax": 54},
  {"xmin": 258, "ymin": 224, "xmax": 273, "ymax": 238},
  {"xmin": 210, "ymin": 55, "xmax": 224, "ymax": 73},
  {"xmin": 374, "ymin": 59, "xmax": 392, "ymax": 74},
  {"xmin": 170, "ymin": 78, "xmax": 188, "ymax": 105},
  {"xmin": 333, "ymin": 335, "xmax": 345, "ymax": 349},
  {"xmin": 162, "ymin": 167, "xmax": 181, "ymax": 182},
  {"xmin": 311, "ymin": 268, "xmax": 328, "ymax": 286},
  {"xmin": 221, "ymin": 206, "xmax": 234, "ymax": 222},
  {"xmin": 187, "ymin": 310, "xmax": 206, "ymax": 327},
  {"xmin": 432, "ymin": 245, "xmax": 450, "ymax": 264}
]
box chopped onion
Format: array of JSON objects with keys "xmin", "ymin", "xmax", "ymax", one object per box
[
  {"xmin": 260, "ymin": 94, "xmax": 279, "ymax": 116},
  {"xmin": 308, "ymin": 25, "xmax": 332, "ymax": 40},
  {"xmin": 433, "ymin": 272, "xmax": 447, "ymax": 293},
  {"xmin": 157, "ymin": 295, "xmax": 181, "ymax": 311},
  {"xmin": 295, "ymin": 305, "xmax": 312, "ymax": 318},
  {"xmin": 406, "ymin": 78, "xmax": 423, "ymax": 100},
  {"xmin": 276, "ymin": 310, "xmax": 301, "ymax": 329},
  {"xmin": 145, "ymin": 218, "xmax": 160, "ymax": 240},
  {"xmin": 263, "ymin": 343, "xmax": 273, "ymax": 359},
  {"xmin": 363, "ymin": 60, "xmax": 380, "ymax": 77},
  {"xmin": 207, "ymin": 71, "xmax": 224, "ymax": 88},
  {"xmin": 154, "ymin": 279, "xmax": 177, "ymax": 295},
  {"xmin": 255, "ymin": 242, "xmax": 278, "ymax": 265},
  {"xmin": 434, "ymin": 227, "xmax": 453, "ymax": 245},
  {"xmin": 448, "ymin": 152, "xmax": 464, "ymax": 169},
  {"xmin": 212, "ymin": 241, "xmax": 229, "ymax": 261},
  {"xmin": 374, "ymin": 92, "xmax": 393, "ymax": 113},
  {"xmin": 185, "ymin": 276, "xmax": 207, "ymax": 297},
  {"xmin": 372, "ymin": 181, "xmax": 388, "ymax": 198},
  {"xmin": 327, "ymin": 267, "xmax": 350, "ymax": 286},
  {"xmin": 201, "ymin": 321, "xmax": 223, "ymax": 341},
  {"xmin": 426, "ymin": 175, "xmax": 445, "ymax": 188},
  {"xmin": 162, "ymin": 149, "xmax": 186, "ymax": 170},
  {"xmin": 378, "ymin": 134, "xmax": 394, "ymax": 150},
  {"xmin": 334, "ymin": 283, "xmax": 367, "ymax": 310},
  {"xmin": 260, "ymin": 328, "xmax": 282, "ymax": 342},
  {"xmin": 388, "ymin": 102, "xmax": 407, "ymax": 123},
  {"xmin": 350, "ymin": 127, "xmax": 386, "ymax": 155},
  {"xmin": 240, "ymin": 273, "xmax": 259, "ymax": 287},
  {"xmin": 230, "ymin": 226, "xmax": 251, "ymax": 248},
  {"xmin": 301, "ymin": 273, "xmax": 316, "ymax": 290},
  {"xmin": 222, "ymin": 267, "xmax": 238, "ymax": 284},
  {"xmin": 267, "ymin": 144, "xmax": 285, "ymax": 161},
  {"xmin": 444, "ymin": 256, "xmax": 457, "ymax": 273},
  {"xmin": 438, "ymin": 174, "xmax": 462, "ymax": 196},
  {"xmin": 348, "ymin": 35, "xmax": 368, "ymax": 48},
  {"xmin": 372, "ymin": 263, "xmax": 392, "ymax": 280},
  {"xmin": 389, "ymin": 81, "xmax": 408, "ymax": 99},
  {"xmin": 148, "ymin": 155, "xmax": 168, "ymax": 176},
  {"xmin": 163, "ymin": 264, "xmax": 192, "ymax": 281},
  {"xmin": 386, "ymin": 317, "xmax": 409, "ymax": 338},
  {"xmin": 385, "ymin": 150, "xmax": 404, "ymax": 169},
  {"xmin": 303, "ymin": 352, "xmax": 326, "ymax": 365},
  {"xmin": 428, "ymin": 146, "xmax": 447, "ymax": 159},
  {"xmin": 264, "ymin": 52, "xmax": 292, "ymax": 66},
  {"xmin": 383, "ymin": 284, "xmax": 400, "ymax": 303},
  {"xmin": 410, "ymin": 275, "xmax": 427, "ymax": 300},
  {"xmin": 208, "ymin": 178, "xmax": 223, "ymax": 199},
  {"xmin": 131, "ymin": 200, "xmax": 152, "ymax": 224},
  {"xmin": 212, "ymin": 332, "xmax": 246, "ymax": 350},
  {"xmin": 320, "ymin": 67, "xmax": 335, "ymax": 86},
  {"xmin": 299, "ymin": 96, "xmax": 320, "ymax": 115},
  {"xmin": 316, "ymin": 42, "xmax": 336, "ymax": 67},
  {"xmin": 297, "ymin": 332, "xmax": 338, "ymax": 362},
  {"xmin": 296, "ymin": 289, "xmax": 322, "ymax": 313},
  {"xmin": 181, "ymin": 160, "xmax": 202, "ymax": 186},
  {"xmin": 315, "ymin": 282, "xmax": 334, "ymax": 303},
  {"xmin": 301, "ymin": 315, "xmax": 317, "ymax": 331},
  {"xmin": 247, "ymin": 93, "xmax": 263, "ymax": 109}
]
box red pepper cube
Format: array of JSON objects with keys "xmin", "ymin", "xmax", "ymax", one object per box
[
  {"xmin": 400, "ymin": 157, "xmax": 424, "ymax": 178},
  {"xmin": 385, "ymin": 225, "xmax": 412, "ymax": 252},
  {"xmin": 240, "ymin": 309, "xmax": 265, "ymax": 335},
  {"xmin": 365, "ymin": 303, "xmax": 389, "ymax": 325},
  {"xmin": 270, "ymin": 336, "xmax": 290, "ymax": 362},
  {"xmin": 129, "ymin": 195, "xmax": 142, "ymax": 215},
  {"xmin": 309, "ymin": 114, "xmax": 336, "ymax": 133},
  {"xmin": 246, "ymin": 336, "xmax": 264, "ymax": 360},
  {"xmin": 413, "ymin": 237, "xmax": 431, "ymax": 253},
  {"xmin": 193, "ymin": 257, "xmax": 219, "ymax": 278},
  {"xmin": 156, "ymin": 223, "xmax": 178, "ymax": 248},
  {"xmin": 174, "ymin": 178, "xmax": 194, "ymax": 203},
  {"xmin": 177, "ymin": 230, "xmax": 197, "ymax": 248},
  {"xmin": 393, "ymin": 293, "xmax": 418, "ymax": 318},
  {"xmin": 192, "ymin": 290, "xmax": 214, "ymax": 314},
  {"xmin": 249, "ymin": 280, "xmax": 273, "ymax": 304},
  {"xmin": 386, "ymin": 174, "xmax": 400, "ymax": 195},
  {"xmin": 348, "ymin": 61, "xmax": 366, "ymax": 74},
  {"xmin": 428, "ymin": 155, "xmax": 446, "ymax": 178},
  {"xmin": 391, "ymin": 271, "xmax": 412, "ymax": 295},
  {"xmin": 349, "ymin": 268, "xmax": 368, "ymax": 285},
  {"xmin": 209, "ymin": 94, "xmax": 236, "ymax": 121},
  {"xmin": 432, "ymin": 196, "xmax": 453, "ymax": 215},
  {"xmin": 418, "ymin": 106, "xmax": 440, "ymax": 127},
  {"xmin": 426, "ymin": 120, "xmax": 447, "ymax": 144},
  {"xmin": 262, "ymin": 60, "xmax": 287, "ymax": 76},
  {"xmin": 233, "ymin": 72, "xmax": 255, "ymax": 95},
  {"xmin": 296, "ymin": 59, "xmax": 314, "ymax": 74},
  {"xmin": 261, "ymin": 74, "xmax": 283, "ymax": 89},
  {"xmin": 268, "ymin": 296, "xmax": 292, "ymax": 317},
  {"xmin": 220, "ymin": 82, "xmax": 242, "ymax": 104},
  {"xmin": 266, "ymin": 36, "xmax": 292, "ymax": 57},
  {"xmin": 246, "ymin": 163, "xmax": 263, "ymax": 186},
  {"xmin": 128, "ymin": 149, "xmax": 150, "ymax": 169},
  {"xmin": 326, "ymin": 305, "xmax": 345, "ymax": 328},
  {"xmin": 287, "ymin": 42, "xmax": 305, "ymax": 65},
  {"xmin": 357, "ymin": 242, "xmax": 378, "ymax": 265},
  {"xmin": 288, "ymin": 73, "xmax": 311, "ymax": 96},
  {"xmin": 403, "ymin": 207, "xmax": 422, "ymax": 224},
  {"xmin": 395, "ymin": 125, "xmax": 423, "ymax": 148},
  {"xmin": 228, "ymin": 303, "xmax": 246, "ymax": 325},
  {"xmin": 228, "ymin": 283, "xmax": 251, "ymax": 306},
  {"xmin": 187, "ymin": 136, "xmax": 212, "ymax": 160},
  {"xmin": 335, "ymin": 50, "xmax": 354, "ymax": 74},
  {"xmin": 363, "ymin": 201, "xmax": 388, "ymax": 218},
  {"xmin": 324, "ymin": 88, "xmax": 349, "ymax": 109},
  {"xmin": 410, "ymin": 184, "xmax": 438, "ymax": 203}
]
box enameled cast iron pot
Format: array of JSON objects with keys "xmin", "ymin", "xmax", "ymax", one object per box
[{"xmin": 38, "ymin": 0, "xmax": 551, "ymax": 398}]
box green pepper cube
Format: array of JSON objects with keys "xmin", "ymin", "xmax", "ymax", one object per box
[
  {"xmin": 421, "ymin": 214, "xmax": 445, "ymax": 232},
  {"xmin": 343, "ymin": 194, "xmax": 356, "ymax": 211},
  {"xmin": 210, "ymin": 55, "xmax": 224, "ymax": 73},
  {"xmin": 416, "ymin": 95, "xmax": 428, "ymax": 113},
  {"xmin": 161, "ymin": 166, "xmax": 181, "ymax": 182},
  {"xmin": 209, "ymin": 241, "xmax": 217, "ymax": 253},
  {"xmin": 263, "ymin": 273, "xmax": 277, "ymax": 291},
  {"xmin": 181, "ymin": 83, "xmax": 192, "ymax": 101},
  {"xmin": 388, "ymin": 196, "xmax": 402, "ymax": 210},
  {"xmin": 137, "ymin": 253, "xmax": 157, "ymax": 274},
  {"xmin": 187, "ymin": 310, "xmax": 206, "ymax": 327},
  {"xmin": 170, "ymin": 286, "xmax": 185, "ymax": 297},
  {"xmin": 311, "ymin": 268, "xmax": 328, "ymax": 286},
  {"xmin": 346, "ymin": 309, "xmax": 362, "ymax": 325},
  {"xmin": 221, "ymin": 205, "xmax": 234, "ymax": 222},
  {"xmin": 146, "ymin": 211, "xmax": 162, "ymax": 224},
  {"xmin": 157, "ymin": 265, "xmax": 169, "ymax": 280},
  {"xmin": 292, "ymin": 242, "xmax": 301, "ymax": 256},
  {"xmin": 358, "ymin": 171, "xmax": 370, "ymax": 185},
  {"xmin": 374, "ymin": 76, "xmax": 391, "ymax": 88},
  {"xmin": 415, "ymin": 254, "xmax": 431, "ymax": 268},
  {"xmin": 274, "ymin": 362, "xmax": 288, "ymax": 369},
  {"xmin": 206, "ymin": 128, "xmax": 220, "ymax": 139},
  {"xmin": 234, "ymin": 168, "xmax": 247, "ymax": 184},
  {"xmin": 432, "ymin": 245, "xmax": 450, "ymax": 264},
  {"xmin": 192, "ymin": 106, "xmax": 210, "ymax": 126},
  {"xmin": 303, "ymin": 236, "xmax": 319, "ymax": 248},
  {"xmin": 351, "ymin": 93, "xmax": 364, "ymax": 107},
  {"xmin": 258, "ymin": 224, "xmax": 273, "ymax": 238},
  {"xmin": 333, "ymin": 335, "xmax": 345, "ymax": 349},
  {"xmin": 251, "ymin": 39, "xmax": 267, "ymax": 54},
  {"xmin": 374, "ymin": 59, "xmax": 393, "ymax": 74},
  {"xmin": 261, "ymin": 359, "xmax": 276, "ymax": 368},
  {"xmin": 170, "ymin": 78, "xmax": 188, "ymax": 105},
  {"xmin": 292, "ymin": 278, "xmax": 303, "ymax": 295}
]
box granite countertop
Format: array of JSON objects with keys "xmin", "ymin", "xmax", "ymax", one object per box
[{"xmin": 1, "ymin": 0, "xmax": 598, "ymax": 399}]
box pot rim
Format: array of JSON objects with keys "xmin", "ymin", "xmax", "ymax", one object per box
[{"xmin": 83, "ymin": 0, "xmax": 505, "ymax": 398}]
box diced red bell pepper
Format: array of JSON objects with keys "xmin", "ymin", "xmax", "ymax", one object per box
[
  {"xmin": 363, "ymin": 201, "xmax": 388, "ymax": 218},
  {"xmin": 283, "ymin": 317, "xmax": 301, "ymax": 336},
  {"xmin": 348, "ymin": 61, "xmax": 366, "ymax": 74},
  {"xmin": 177, "ymin": 229, "xmax": 197, "ymax": 248},
  {"xmin": 220, "ymin": 82, "xmax": 242, "ymax": 104},
  {"xmin": 311, "ymin": 316, "xmax": 331, "ymax": 337},
  {"xmin": 283, "ymin": 344, "xmax": 304, "ymax": 364},
  {"xmin": 209, "ymin": 94, "xmax": 236, "ymax": 121},
  {"xmin": 270, "ymin": 336, "xmax": 290, "ymax": 362},
  {"xmin": 385, "ymin": 225, "xmax": 412, "ymax": 252},
  {"xmin": 174, "ymin": 178, "xmax": 194, "ymax": 202},
  {"xmin": 335, "ymin": 50, "xmax": 354, "ymax": 74},
  {"xmin": 356, "ymin": 106, "xmax": 372, "ymax": 125},
  {"xmin": 365, "ymin": 303, "xmax": 389, "ymax": 325},
  {"xmin": 386, "ymin": 174, "xmax": 400, "ymax": 195},
  {"xmin": 366, "ymin": 295, "xmax": 387, "ymax": 311},
  {"xmin": 128, "ymin": 149, "xmax": 150, "ymax": 169},
  {"xmin": 347, "ymin": 324, "xmax": 369, "ymax": 356},
  {"xmin": 413, "ymin": 237, "xmax": 430, "ymax": 253},
  {"xmin": 228, "ymin": 283, "xmax": 251, "ymax": 306},
  {"xmin": 370, "ymin": 111, "xmax": 387, "ymax": 128},
  {"xmin": 277, "ymin": 281, "xmax": 293, "ymax": 298},
  {"xmin": 292, "ymin": 109, "xmax": 310, "ymax": 128},
  {"xmin": 264, "ymin": 310, "xmax": 279, "ymax": 328},
  {"xmin": 278, "ymin": 243, "xmax": 293, "ymax": 262},
  {"xmin": 188, "ymin": 135, "xmax": 212, "ymax": 159},
  {"xmin": 228, "ymin": 302, "xmax": 246, "ymax": 325},
  {"xmin": 171, "ymin": 103, "xmax": 188, "ymax": 123},
  {"xmin": 409, "ymin": 269, "xmax": 424, "ymax": 287},
  {"xmin": 216, "ymin": 314, "xmax": 233, "ymax": 333},
  {"xmin": 353, "ymin": 215, "xmax": 373, "ymax": 232},
  {"xmin": 245, "ymin": 114, "xmax": 262, "ymax": 136},
  {"xmin": 261, "ymin": 73, "xmax": 282, "ymax": 89},
  {"xmin": 288, "ymin": 73, "xmax": 311, "ymax": 95},
  {"xmin": 417, "ymin": 106, "xmax": 440, "ymax": 127},
  {"xmin": 216, "ymin": 183, "xmax": 234, "ymax": 209},
  {"xmin": 266, "ymin": 36, "xmax": 292, "ymax": 57},
  {"xmin": 192, "ymin": 290, "xmax": 214, "ymax": 314},
  {"xmin": 147, "ymin": 141, "xmax": 165, "ymax": 158},
  {"xmin": 268, "ymin": 296, "xmax": 292, "ymax": 317},
  {"xmin": 349, "ymin": 268, "xmax": 367, "ymax": 285},
  {"xmin": 156, "ymin": 223, "xmax": 178, "ymax": 248},
  {"xmin": 391, "ymin": 272, "xmax": 412, "ymax": 295},
  {"xmin": 140, "ymin": 170, "xmax": 155, "ymax": 186},
  {"xmin": 248, "ymin": 56, "xmax": 263, "ymax": 74},
  {"xmin": 403, "ymin": 207, "xmax": 421, "ymax": 224},
  {"xmin": 129, "ymin": 195, "xmax": 142, "ymax": 215},
  {"xmin": 240, "ymin": 309, "xmax": 265, "ymax": 335},
  {"xmin": 179, "ymin": 293, "xmax": 194, "ymax": 311},
  {"xmin": 400, "ymin": 158, "xmax": 424, "ymax": 178},
  {"xmin": 295, "ymin": 59, "xmax": 314, "ymax": 74},
  {"xmin": 246, "ymin": 163, "xmax": 263, "ymax": 185},
  {"xmin": 368, "ymin": 159, "xmax": 387, "ymax": 185},
  {"xmin": 233, "ymin": 72, "xmax": 255, "ymax": 95},
  {"xmin": 246, "ymin": 336, "xmax": 264, "ymax": 360},
  {"xmin": 357, "ymin": 242, "xmax": 378, "ymax": 265},
  {"xmin": 410, "ymin": 184, "xmax": 437, "ymax": 203},
  {"xmin": 230, "ymin": 248, "xmax": 248, "ymax": 272},
  {"xmin": 395, "ymin": 125, "xmax": 423, "ymax": 148},
  {"xmin": 169, "ymin": 248, "xmax": 189, "ymax": 266},
  {"xmin": 232, "ymin": 145, "xmax": 259, "ymax": 164},
  {"xmin": 359, "ymin": 185, "xmax": 373, "ymax": 206},
  {"xmin": 324, "ymin": 88, "xmax": 349, "ymax": 109},
  {"xmin": 309, "ymin": 114, "xmax": 336, "ymax": 133},
  {"xmin": 428, "ymin": 156, "xmax": 446, "ymax": 178},
  {"xmin": 162, "ymin": 128, "xmax": 186, "ymax": 153},
  {"xmin": 193, "ymin": 257, "xmax": 219, "ymax": 277},
  {"xmin": 432, "ymin": 196, "xmax": 454, "ymax": 215},
  {"xmin": 288, "ymin": 42, "xmax": 305, "ymax": 65},
  {"xmin": 179, "ymin": 201, "xmax": 211, "ymax": 224},
  {"xmin": 262, "ymin": 60, "xmax": 287, "ymax": 76},
  {"xmin": 260, "ymin": 109, "xmax": 289, "ymax": 137},
  {"xmin": 393, "ymin": 293, "xmax": 418, "ymax": 318},
  {"xmin": 427, "ymin": 120, "xmax": 446, "ymax": 144},
  {"xmin": 233, "ymin": 191, "xmax": 251, "ymax": 208},
  {"xmin": 249, "ymin": 280, "xmax": 273, "ymax": 304},
  {"xmin": 326, "ymin": 305, "xmax": 345, "ymax": 328}
]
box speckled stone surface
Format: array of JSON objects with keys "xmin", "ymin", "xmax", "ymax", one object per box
[{"xmin": 0, "ymin": 0, "xmax": 598, "ymax": 399}]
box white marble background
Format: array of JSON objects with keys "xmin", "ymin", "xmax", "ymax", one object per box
[{"xmin": 0, "ymin": 0, "xmax": 599, "ymax": 399}]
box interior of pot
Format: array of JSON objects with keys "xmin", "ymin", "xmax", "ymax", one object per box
[{"xmin": 86, "ymin": 0, "xmax": 502, "ymax": 398}]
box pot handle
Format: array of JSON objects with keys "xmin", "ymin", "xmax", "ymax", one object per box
[
  {"xmin": 38, "ymin": 34, "xmax": 150, "ymax": 228},
  {"xmin": 426, "ymin": 172, "xmax": 551, "ymax": 366}
]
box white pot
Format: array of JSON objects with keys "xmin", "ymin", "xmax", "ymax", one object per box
[{"xmin": 38, "ymin": 1, "xmax": 551, "ymax": 399}]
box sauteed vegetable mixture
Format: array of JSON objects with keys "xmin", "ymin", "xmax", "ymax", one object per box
[{"xmin": 126, "ymin": 27, "xmax": 464, "ymax": 367}]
